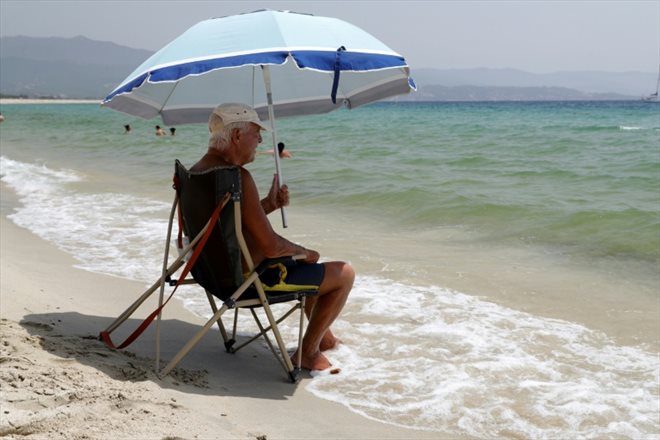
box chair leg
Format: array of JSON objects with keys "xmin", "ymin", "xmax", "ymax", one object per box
[
  {"xmin": 231, "ymin": 308, "xmax": 239, "ymax": 349},
  {"xmin": 102, "ymin": 201, "xmax": 206, "ymax": 339},
  {"xmin": 231, "ymin": 200, "xmax": 300, "ymax": 381},
  {"xmin": 158, "ymin": 302, "xmax": 229, "ymax": 378},
  {"xmin": 229, "ymin": 303, "xmax": 299, "ymax": 352},
  {"xmin": 242, "ymin": 299, "xmax": 306, "ymax": 380},
  {"xmin": 249, "ymin": 309, "xmax": 289, "ymax": 374},
  {"xmin": 156, "ymin": 195, "xmax": 179, "ymax": 371},
  {"xmin": 102, "ymin": 256, "xmax": 185, "ymax": 336},
  {"xmin": 158, "ymin": 272, "xmax": 260, "ymax": 377},
  {"xmin": 206, "ymin": 291, "xmax": 234, "ymax": 352},
  {"xmin": 296, "ymin": 296, "xmax": 306, "ymax": 370},
  {"xmin": 253, "ymin": 282, "xmax": 299, "ymax": 382}
]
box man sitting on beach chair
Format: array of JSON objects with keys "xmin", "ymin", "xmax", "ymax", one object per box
[{"xmin": 190, "ymin": 102, "xmax": 354, "ymax": 371}]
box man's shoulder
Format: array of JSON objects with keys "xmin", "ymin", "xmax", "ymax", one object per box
[
  {"xmin": 190, "ymin": 154, "xmax": 237, "ymax": 173},
  {"xmin": 239, "ymin": 166, "xmax": 255, "ymax": 182}
]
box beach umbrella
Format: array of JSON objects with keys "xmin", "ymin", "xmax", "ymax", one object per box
[{"xmin": 102, "ymin": 9, "xmax": 415, "ymax": 225}]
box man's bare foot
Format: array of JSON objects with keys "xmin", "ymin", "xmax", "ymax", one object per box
[
  {"xmin": 319, "ymin": 330, "xmax": 342, "ymax": 352},
  {"xmin": 291, "ymin": 349, "xmax": 332, "ymax": 371}
]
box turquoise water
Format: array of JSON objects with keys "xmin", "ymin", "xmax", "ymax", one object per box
[
  {"xmin": 1, "ymin": 101, "xmax": 659, "ymax": 438},
  {"xmin": 4, "ymin": 101, "xmax": 657, "ymax": 264},
  {"xmin": 288, "ymin": 101, "xmax": 660, "ymax": 264}
]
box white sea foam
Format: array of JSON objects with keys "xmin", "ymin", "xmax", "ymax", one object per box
[
  {"xmin": 304, "ymin": 277, "xmax": 660, "ymax": 438},
  {"xmin": 0, "ymin": 156, "xmax": 171, "ymax": 281},
  {"xmin": 619, "ymin": 125, "xmax": 643, "ymax": 130},
  {"xmin": 2, "ymin": 156, "xmax": 659, "ymax": 439},
  {"xmin": 185, "ymin": 276, "xmax": 660, "ymax": 438}
]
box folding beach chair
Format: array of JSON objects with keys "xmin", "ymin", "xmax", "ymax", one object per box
[{"xmin": 100, "ymin": 160, "xmax": 319, "ymax": 382}]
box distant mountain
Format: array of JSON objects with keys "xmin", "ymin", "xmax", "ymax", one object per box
[
  {"xmin": 408, "ymin": 84, "xmax": 633, "ymax": 102},
  {"xmin": 411, "ymin": 68, "xmax": 654, "ymax": 97},
  {"xmin": 0, "ymin": 36, "xmax": 653, "ymax": 100},
  {"xmin": 0, "ymin": 36, "xmax": 153, "ymax": 99}
]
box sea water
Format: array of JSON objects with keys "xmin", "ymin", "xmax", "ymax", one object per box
[{"xmin": 1, "ymin": 101, "xmax": 658, "ymax": 438}]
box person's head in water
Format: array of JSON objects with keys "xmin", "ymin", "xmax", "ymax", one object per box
[
  {"xmin": 277, "ymin": 142, "xmax": 285, "ymax": 154},
  {"xmin": 170, "ymin": 127, "xmax": 176, "ymax": 136}
]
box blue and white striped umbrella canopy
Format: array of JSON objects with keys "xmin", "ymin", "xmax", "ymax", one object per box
[{"xmin": 102, "ymin": 9, "xmax": 415, "ymax": 125}]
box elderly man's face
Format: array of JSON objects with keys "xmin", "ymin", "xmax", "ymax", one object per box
[{"xmin": 236, "ymin": 123, "xmax": 263, "ymax": 164}]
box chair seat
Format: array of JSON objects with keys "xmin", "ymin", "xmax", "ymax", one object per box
[{"xmin": 235, "ymin": 286, "xmax": 319, "ymax": 306}]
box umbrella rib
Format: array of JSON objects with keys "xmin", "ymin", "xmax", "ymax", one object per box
[
  {"xmin": 251, "ymin": 66, "xmax": 256, "ymax": 107},
  {"xmin": 159, "ymin": 82, "xmax": 180, "ymax": 116}
]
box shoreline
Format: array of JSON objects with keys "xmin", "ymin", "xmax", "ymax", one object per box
[
  {"xmin": 0, "ymin": 98, "xmax": 650, "ymax": 106},
  {"xmin": 0, "ymin": 182, "xmax": 443, "ymax": 439},
  {"xmin": 0, "ymin": 98, "xmax": 101, "ymax": 105}
]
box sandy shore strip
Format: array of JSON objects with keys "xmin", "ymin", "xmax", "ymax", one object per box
[
  {"xmin": 0, "ymin": 186, "xmax": 445, "ymax": 439},
  {"xmin": 0, "ymin": 98, "xmax": 100, "ymax": 105}
]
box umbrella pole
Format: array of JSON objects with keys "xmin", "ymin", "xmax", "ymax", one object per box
[{"xmin": 261, "ymin": 65, "xmax": 288, "ymax": 228}]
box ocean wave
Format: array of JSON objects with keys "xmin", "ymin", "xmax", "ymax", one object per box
[
  {"xmin": 304, "ymin": 276, "xmax": 660, "ymax": 438},
  {"xmin": 0, "ymin": 156, "xmax": 171, "ymax": 281},
  {"xmin": 179, "ymin": 273, "xmax": 660, "ymax": 438}
]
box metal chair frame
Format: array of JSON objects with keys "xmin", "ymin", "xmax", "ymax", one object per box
[{"xmin": 101, "ymin": 165, "xmax": 314, "ymax": 382}]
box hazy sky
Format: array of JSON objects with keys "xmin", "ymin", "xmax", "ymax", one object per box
[{"xmin": 1, "ymin": 1, "xmax": 658, "ymax": 73}]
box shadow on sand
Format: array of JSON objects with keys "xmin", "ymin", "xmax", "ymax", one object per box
[{"xmin": 20, "ymin": 311, "xmax": 308, "ymax": 400}]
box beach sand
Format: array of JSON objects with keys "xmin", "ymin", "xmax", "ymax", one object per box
[{"xmin": 0, "ymin": 182, "xmax": 444, "ymax": 439}]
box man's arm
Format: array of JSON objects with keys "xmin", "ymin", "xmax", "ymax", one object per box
[
  {"xmin": 240, "ymin": 168, "xmax": 319, "ymax": 264},
  {"xmin": 260, "ymin": 173, "xmax": 288, "ymax": 214}
]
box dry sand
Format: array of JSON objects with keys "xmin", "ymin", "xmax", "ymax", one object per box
[{"xmin": 0, "ymin": 180, "xmax": 442, "ymax": 439}]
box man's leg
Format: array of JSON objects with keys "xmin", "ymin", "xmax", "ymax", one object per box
[
  {"xmin": 297, "ymin": 261, "xmax": 354, "ymax": 371},
  {"xmin": 304, "ymin": 298, "xmax": 341, "ymax": 351}
]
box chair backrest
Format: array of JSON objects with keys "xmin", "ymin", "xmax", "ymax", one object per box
[{"xmin": 174, "ymin": 160, "xmax": 243, "ymax": 300}]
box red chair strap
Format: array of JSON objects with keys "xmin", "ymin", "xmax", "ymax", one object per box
[{"xmin": 100, "ymin": 192, "xmax": 231, "ymax": 350}]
